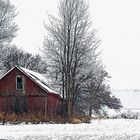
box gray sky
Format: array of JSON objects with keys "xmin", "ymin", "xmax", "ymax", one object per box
[{"xmin": 11, "ymin": 0, "xmax": 140, "ymax": 89}]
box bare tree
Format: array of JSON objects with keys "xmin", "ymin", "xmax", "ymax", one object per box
[
  {"xmin": 76, "ymin": 62, "xmax": 122, "ymax": 116},
  {"xmin": 0, "ymin": 45, "xmax": 47, "ymax": 73},
  {"xmin": 43, "ymin": 0, "xmax": 100, "ymax": 120},
  {"xmin": 0, "ymin": 0, "xmax": 18, "ymax": 46},
  {"xmin": 0, "ymin": 0, "xmax": 18, "ymax": 72}
]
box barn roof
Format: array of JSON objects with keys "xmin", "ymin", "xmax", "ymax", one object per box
[{"xmin": 0, "ymin": 66, "xmax": 60, "ymax": 96}]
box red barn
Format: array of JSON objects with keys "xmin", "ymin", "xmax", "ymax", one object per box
[{"xmin": 0, "ymin": 66, "xmax": 62, "ymax": 115}]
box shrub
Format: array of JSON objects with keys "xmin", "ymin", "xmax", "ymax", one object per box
[
  {"xmin": 111, "ymin": 110, "xmax": 140, "ymax": 119},
  {"xmin": 0, "ymin": 112, "xmax": 92, "ymax": 124}
]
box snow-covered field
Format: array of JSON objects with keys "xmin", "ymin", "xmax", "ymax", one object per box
[{"xmin": 0, "ymin": 119, "xmax": 140, "ymax": 140}]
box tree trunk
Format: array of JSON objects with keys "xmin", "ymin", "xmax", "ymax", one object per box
[{"xmin": 89, "ymin": 103, "xmax": 92, "ymax": 117}]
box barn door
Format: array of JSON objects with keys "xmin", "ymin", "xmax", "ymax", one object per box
[{"xmin": 13, "ymin": 96, "xmax": 28, "ymax": 114}]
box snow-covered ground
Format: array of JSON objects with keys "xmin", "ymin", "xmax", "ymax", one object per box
[{"xmin": 0, "ymin": 119, "xmax": 140, "ymax": 140}]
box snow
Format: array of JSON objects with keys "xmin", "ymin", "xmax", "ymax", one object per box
[{"xmin": 0, "ymin": 119, "xmax": 140, "ymax": 139}]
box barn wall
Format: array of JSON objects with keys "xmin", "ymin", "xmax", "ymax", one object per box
[
  {"xmin": 0, "ymin": 97, "xmax": 4, "ymax": 112},
  {"xmin": 28, "ymin": 96, "xmax": 46, "ymax": 113},
  {"xmin": 47, "ymin": 93, "xmax": 61, "ymax": 115},
  {"xmin": 0, "ymin": 69, "xmax": 17, "ymax": 96}
]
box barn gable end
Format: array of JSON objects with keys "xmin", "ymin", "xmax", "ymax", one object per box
[{"xmin": 0, "ymin": 67, "xmax": 62, "ymax": 115}]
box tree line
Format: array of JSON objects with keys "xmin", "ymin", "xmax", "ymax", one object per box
[{"xmin": 0, "ymin": 0, "xmax": 122, "ymax": 120}]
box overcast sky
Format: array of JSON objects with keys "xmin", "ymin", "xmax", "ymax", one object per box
[{"xmin": 11, "ymin": 0, "xmax": 140, "ymax": 89}]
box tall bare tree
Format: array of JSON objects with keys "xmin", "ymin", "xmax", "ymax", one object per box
[
  {"xmin": 76, "ymin": 62, "xmax": 122, "ymax": 116},
  {"xmin": 0, "ymin": 45, "xmax": 47, "ymax": 73},
  {"xmin": 0, "ymin": 0, "xmax": 18, "ymax": 46},
  {"xmin": 0, "ymin": 0, "xmax": 18, "ymax": 71},
  {"xmin": 43, "ymin": 0, "xmax": 100, "ymax": 119}
]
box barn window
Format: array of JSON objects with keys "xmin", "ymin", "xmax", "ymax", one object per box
[{"xmin": 16, "ymin": 76, "xmax": 24, "ymax": 90}]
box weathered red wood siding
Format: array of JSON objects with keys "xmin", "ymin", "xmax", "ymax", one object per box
[
  {"xmin": 0, "ymin": 68, "xmax": 46, "ymax": 96},
  {"xmin": 47, "ymin": 93, "xmax": 62, "ymax": 115},
  {"xmin": 0, "ymin": 67, "xmax": 61, "ymax": 115}
]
